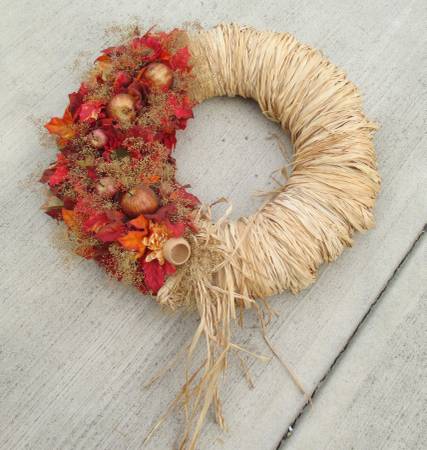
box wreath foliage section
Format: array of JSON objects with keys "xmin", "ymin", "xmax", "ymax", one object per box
[{"xmin": 42, "ymin": 30, "xmax": 199, "ymax": 294}]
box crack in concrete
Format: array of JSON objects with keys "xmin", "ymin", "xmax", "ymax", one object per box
[{"xmin": 277, "ymin": 223, "xmax": 427, "ymax": 449}]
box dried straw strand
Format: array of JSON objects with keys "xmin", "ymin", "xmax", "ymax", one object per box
[{"xmin": 154, "ymin": 23, "xmax": 380, "ymax": 449}]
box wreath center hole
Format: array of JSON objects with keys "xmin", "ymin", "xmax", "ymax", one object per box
[{"xmin": 176, "ymin": 97, "xmax": 292, "ymax": 220}]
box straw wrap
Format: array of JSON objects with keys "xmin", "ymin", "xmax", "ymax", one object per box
[
  {"xmin": 152, "ymin": 24, "xmax": 380, "ymax": 449},
  {"xmin": 159, "ymin": 23, "xmax": 380, "ymax": 306}
]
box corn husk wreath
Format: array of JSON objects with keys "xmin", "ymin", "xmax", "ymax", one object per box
[{"xmin": 42, "ymin": 23, "xmax": 380, "ymax": 450}]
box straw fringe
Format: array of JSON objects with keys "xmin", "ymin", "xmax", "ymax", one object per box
[{"xmin": 153, "ymin": 24, "xmax": 379, "ymax": 449}]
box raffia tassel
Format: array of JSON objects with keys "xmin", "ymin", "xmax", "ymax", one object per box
[{"xmin": 152, "ymin": 23, "xmax": 379, "ymax": 449}]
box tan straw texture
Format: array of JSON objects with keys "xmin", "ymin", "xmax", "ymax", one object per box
[{"xmin": 153, "ymin": 24, "xmax": 380, "ymax": 449}]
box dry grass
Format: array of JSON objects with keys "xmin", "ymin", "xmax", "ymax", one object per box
[{"xmin": 152, "ymin": 23, "xmax": 380, "ymax": 450}]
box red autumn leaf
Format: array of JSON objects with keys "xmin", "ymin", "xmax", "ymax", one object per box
[
  {"xmin": 100, "ymin": 117, "xmax": 115, "ymax": 127},
  {"xmin": 68, "ymin": 83, "xmax": 88, "ymax": 120},
  {"xmin": 132, "ymin": 35, "xmax": 165, "ymax": 62},
  {"xmin": 49, "ymin": 165, "xmax": 69, "ymax": 186},
  {"xmin": 128, "ymin": 125, "xmax": 155, "ymax": 143},
  {"xmin": 40, "ymin": 166, "xmax": 55, "ymax": 183},
  {"xmin": 95, "ymin": 222, "xmax": 126, "ymax": 243},
  {"xmin": 62, "ymin": 196, "xmax": 76, "ymax": 210},
  {"xmin": 83, "ymin": 212, "xmax": 109, "ymax": 233},
  {"xmin": 45, "ymin": 108, "xmax": 75, "ymax": 140},
  {"xmin": 140, "ymin": 259, "xmax": 176, "ymax": 294},
  {"xmin": 144, "ymin": 204, "xmax": 177, "ymax": 222},
  {"xmin": 164, "ymin": 220, "xmax": 186, "ymax": 238},
  {"xmin": 170, "ymin": 47, "xmax": 191, "ymax": 71},
  {"xmin": 105, "ymin": 210, "xmax": 125, "ymax": 223},
  {"xmin": 168, "ymin": 94, "xmax": 193, "ymax": 120},
  {"xmin": 45, "ymin": 207, "xmax": 63, "ymax": 220},
  {"xmin": 127, "ymin": 80, "xmax": 146, "ymax": 110},
  {"xmin": 78, "ymin": 100, "xmax": 104, "ymax": 122},
  {"xmin": 171, "ymin": 187, "xmax": 200, "ymax": 207},
  {"xmin": 113, "ymin": 71, "xmax": 132, "ymax": 94},
  {"xmin": 99, "ymin": 126, "xmax": 125, "ymax": 156},
  {"xmin": 99, "ymin": 46, "xmax": 125, "ymax": 57},
  {"xmin": 157, "ymin": 131, "xmax": 177, "ymax": 150},
  {"xmin": 87, "ymin": 167, "xmax": 98, "ymax": 180}
]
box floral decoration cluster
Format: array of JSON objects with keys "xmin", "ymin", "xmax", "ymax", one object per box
[{"xmin": 41, "ymin": 29, "xmax": 199, "ymax": 294}]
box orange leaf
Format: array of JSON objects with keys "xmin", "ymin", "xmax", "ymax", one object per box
[
  {"xmin": 118, "ymin": 231, "xmax": 146, "ymax": 256},
  {"xmin": 62, "ymin": 208, "xmax": 79, "ymax": 231},
  {"xmin": 128, "ymin": 214, "xmax": 149, "ymax": 234},
  {"xmin": 45, "ymin": 108, "xmax": 75, "ymax": 140},
  {"xmin": 95, "ymin": 54, "xmax": 111, "ymax": 63}
]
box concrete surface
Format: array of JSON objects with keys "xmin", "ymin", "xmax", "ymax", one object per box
[
  {"xmin": 282, "ymin": 232, "xmax": 426, "ymax": 450},
  {"xmin": 0, "ymin": 1, "xmax": 426, "ymax": 449}
]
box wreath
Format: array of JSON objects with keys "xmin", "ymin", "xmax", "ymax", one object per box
[{"xmin": 41, "ymin": 24, "xmax": 380, "ymax": 449}]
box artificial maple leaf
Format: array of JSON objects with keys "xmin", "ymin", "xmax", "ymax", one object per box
[
  {"xmin": 118, "ymin": 231, "xmax": 146, "ymax": 256},
  {"xmin": 140, "ymin": 259, "xmax": 176, "ymax": 294},
  {"xmin": 132, "ymin": 35, "xmax": 165, "ymax": 62},
  {"xmin": 127, "ymin": 80, "xmax": 146, "ymax": 111},
  {"xmin": 170, "ymin": 187, "xmax": 200, "ymax": 207},
  {"xmin": 62, "ymin": 208, "xmax": 79, "ymax": 231},
  {"xmin": 113, "ymin": 71, "xmax": 132, "ymax": 94},
  {"xmin": 168, "ymin": 93, "xmax": 193, "ymax": 120},
  {"xmin": 45, "ymin": 108, "xmax": 75, "ymax": 140},
  {"xmin": 128, "ymin": 125, "xmax": 155, "ymax": 143},
  {"xmin": 164, "ymin": 220, "xmax": 186, "ymax": 238},
  {"xmin": 157, "ymin": 131, "xmax": 177, "ymax": 151},
  {"xmin": 95, "ymin": 222, "xmax": 126, "ymax": 243},
  {"xmin": 86, "ymin": 167, "xmax": 98, "ymax": 180},
  {"xmin": 83, "ymin": 212, "xmax": 109, "ymax": 233},
  {"xmin": 48, "ymin": 165, "xmax": 69, "ymax": 186},
  {"xmin": 128, "ymin": 214, "xmax": 149, "ymax": 234},
  {"xmin": 45, "ymin": 207, "xmax": 63, "ymax": 220},
  {"xmin": 78, "ymin": 100, "xmax": 104, "ymax": 122},
  {"xmin": 68, "ymin": 83, "xmax": 88, "ymax": 120},
  {"xmin": 169, "ymin": 47, "xmax": 191, "ymax": 71},
  {"xmin": 105, "ymin": 210, "xmax": 126, "ymax": 223},
  {"xmin": 144, "ymin": 204, "xmax": 177, "ymax": 223},
  {"xmin": 100, "ymin": 46, "xmax": 125, "ymax": 57},
  {"xmin": 40, "ymin": 166, "xmax": 55, "ymax": 184}
]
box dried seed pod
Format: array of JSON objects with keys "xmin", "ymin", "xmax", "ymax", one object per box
[
  {"xmin": 141, "ymin": 63, "xmax": 173, "ymax": 90},
  {"xmin": 120, "ymin": 184, "xmax": 159, "ymax": 217},
  {"xmin": 95, "ymin": 177, "xmax": 118, "ymax": 198},
  {"xmin": 107, "ymin": 93, "xmax": 136, "ymax": 125},
  {"xmin": 89, "ymin": 129, "xmax": 108, "ymax": 148},
  {"xmin": 163, "ymin": 237, "xmax": 191, "ymax": 266}
]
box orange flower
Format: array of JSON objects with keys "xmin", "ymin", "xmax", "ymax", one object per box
[
  {"xmin": 143, "ymin": 222, "xmax": 170, "ymax": 265},
  {"xmin": 118, "ymin": 231, "xmax": 146, "ymax": 257},
  {"xmin": 45, "ymin": 108, "xmax": 75, "ymax": 142}
]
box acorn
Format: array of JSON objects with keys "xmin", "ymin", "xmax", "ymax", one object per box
[
  {"xmin": 107, "ymin": 93, "xmax": 136, "ymax": 125},
  {"xmin": 89, "ymin": 129, "xmax": 108, "ymax": 148},
  {"xmin": 120, "ymin": 184, "xmax": 159, "ymax": 217},
  {"xmin": 141, "ymin": 63, "xmax": 173, "ymax": 90},
  {"xmin": 96, "ymin": 176, "xmax": 118, "ymax": 198}
]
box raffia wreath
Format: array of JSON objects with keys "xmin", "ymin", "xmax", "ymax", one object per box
[{"xmin": 41, "ymin": 24, "xmax": 380, "ymax": 449}]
